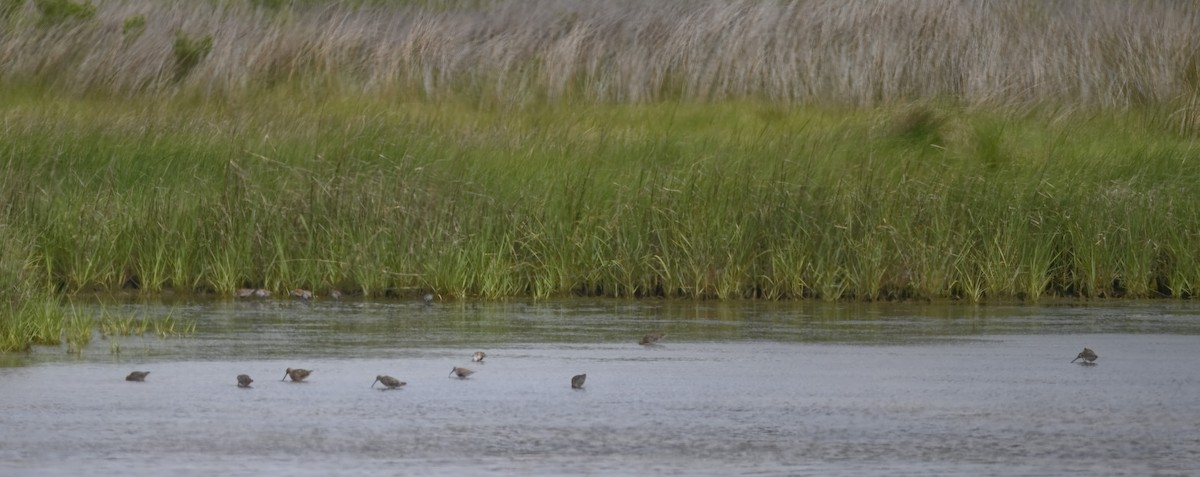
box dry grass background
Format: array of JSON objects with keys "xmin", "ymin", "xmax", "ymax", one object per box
[{"xmin": 2, "ymin": 0, "xmax": 1199, "ymax": 106}]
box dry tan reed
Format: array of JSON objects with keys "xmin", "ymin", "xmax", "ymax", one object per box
[{"xmin": 1, "ymin": 0, "xmax": 1198, "ymax": 105}]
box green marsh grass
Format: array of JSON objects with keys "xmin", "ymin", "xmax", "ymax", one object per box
[
  {"xmin": 4, "ymin": 96, "xmax": 1198, "ymax": 305},
  {"xmin": 62, "ymin": 309, "xmax": 92, "ymax": 355}
]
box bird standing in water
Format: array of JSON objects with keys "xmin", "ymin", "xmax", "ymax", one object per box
[
  {"xmin": 472, "ymin": 351, "xmax": 486, "ymax": 363},
  {"xmin": 1071, "ymin": 348, "xmax": 1098, "ymax": 364},
  {"xmin": 291, "ymin": 289, "xmax": 313, "ymax": 302},
  {"xmin": 640, "ymin": 333, "xmax": 665, "ymax": 345},
  {"xmin": 450, "ymin": 367, "xmax": 474, "ymax": 379},
  {"xmin": 283, "ymin": 368, "xmax": 312, "ymax": 382},
  {"xmin": 571, "ymin": 373, "xmax": 587, "ymax": 389},
  {"xmin": 237, "ymin": 374, "xmax": 253, "ymax": 388},
  {"xmin": 126, "ymin": 371, "xmax": 150, "ymax": 382},
  {"xmin": 372, "ymin": 375, "xmax": 406, "ymax": 390}
]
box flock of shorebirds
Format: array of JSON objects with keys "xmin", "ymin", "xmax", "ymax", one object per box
[
  {"xmin": 123, "ymin": 336, "xmax": 1093, "ymax": 387},
  {"xmin": 123, "ymin": 332, "xmax": 671, "ymax": 389}
]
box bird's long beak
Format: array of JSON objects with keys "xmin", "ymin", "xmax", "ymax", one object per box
[
  {"xmin": 282, "ymin": 371, "xmax": 289, "ymax": 381},
  {"xmin": 1070, "ymin": 357, "xmax": 1079, "ymax": 363}
]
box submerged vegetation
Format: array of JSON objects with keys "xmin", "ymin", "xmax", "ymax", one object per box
[{"xmin": 2, "ymin": 0, "xmax": 1200, "ymax": 351}]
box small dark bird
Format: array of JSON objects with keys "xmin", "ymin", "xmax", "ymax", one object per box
[
  {"xmin": 329, "ymin": 289, "xmax": 343, "ymax": 300},
  {"xmin": 291, "ymin": 289, "xmax": 313, "ymax": 302},
  {"xmin": 283, "ymin": 368, "xmax": 312, "ymax": 382},
  {"xmin": 449, "ymin": 367, "xmax": 474, "ymax": 379},
  {"xmin": 237, "ymin": 374, "xmax": 253, "ymax": 388},
  {"xmin": 472, "ymin": 351, "xmax": 486, "ymax": 362},
  {"xmin": 1071, "ymin": 347, "xmax": 1098, "ymax": 364},
  {"xmin": 423, "ymin": 293, "xmax": 434, "ymax": 304},
  {"xmin": 372, "ymin": 375, "xmax": 405, "ymax": 389},
  {"xmin": 125, "ymin": 371, "xmax": 150, "ymax": 382},
  {"xmin": 571, "ymin": 373, "xmax": 587, "ymax": 389},
  {"xmin": 640, "ymin": 333, "xmax": 665, "ymax": 345}
]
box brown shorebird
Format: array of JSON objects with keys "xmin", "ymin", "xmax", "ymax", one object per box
[
  {"xmin": 449, "ymin": 367, "xmax": 474, "ymax": 379},
  {"xmin": 639, "ymin": 332, "xmax": 665, "ymax": 345},
  {"xmin": 291, "ymin": 289, "xmax": 313, "ymax": 302},
  {"xmin": 125, "ymin": 371, "xmax": 150, "ymax": 382},
  {"xmin": 235, "ymin": 288, "xmax": 256, "ymax": 298},
  {"xmin": 253, "ymin": 288, "xmax": 272, "ymax": 298},
  {"xmin": 329, "ymin": 289, "xmax": 343, "ymax": 300},
  {"xmin": 1071, "ymin": 347, "xmax": 1098, "ymax": 364},
  {"xmin": 472, "ymin": 351, "xmax": 486, "ymax": 362},
  {"xmin": 372, "ymin": 375, "xmax": 406, "ymax": 390},
  {"xmin": 237, "ymin": 374, "xmax": 253, "ymax": 388},
  {"xmin": 571, "ymin": 373, "xmax": 587, "ymax": 389},
  {"xmin": 283, "ymin": 368, "xmax": 312, "ymax": 382}
]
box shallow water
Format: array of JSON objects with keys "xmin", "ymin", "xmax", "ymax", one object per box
[{"xmin": 2, "ymin": 300, "xmax": 1199, "ymax": 476}]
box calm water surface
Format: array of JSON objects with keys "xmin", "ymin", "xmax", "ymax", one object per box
[{"xmin": 2, "ymin": 300, "xmax": 1199, "ymax": 476}]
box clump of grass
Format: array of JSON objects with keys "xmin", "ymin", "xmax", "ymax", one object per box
[
  {"xmin": 121, "ymin": 14, "xmax": 145, "ymax": 43},
  {"xmin": 63, "ymin": 309, "xmax": 92, "ymax": 355},
  {"xmin": 172, "ymin": 31, "xmax": 212, "ymax": 81},
  {"xmin": 33, "ymin": 0, "xmax": 94, "ymax": 26},
  {"xmin": 0, "ymin": 300, "xmax": 65, "ymax": 351},
  {"xmin": 150, "ymin": 311, "xmax": 195, "ymax": 338},
  {"xmin": 97, "ymin": 307, "xmax": 148, "ymax": 337}
]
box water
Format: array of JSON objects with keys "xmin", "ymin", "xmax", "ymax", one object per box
[{"xmin": 2, "ymin": 299, "xmax": 1200, "ymax": 476}]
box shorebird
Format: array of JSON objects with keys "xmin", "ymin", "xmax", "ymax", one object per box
[
  {"xmin": 235, "ymin": 288, "xmax": 256, "ymax": 298},
  {"xmin": 237, "ymin": 374, "xmax": 253, "ymax": 388},
  {"xmin": 329, "ymin": 289, "xmax": 343, "ymax": 300},
  {"xmin": 125, "ymin": 371, "xmax": 150, "ymax": 382},
  {"xmin": 372, "ymin": 375, "xmax": 406, "ymax": 390},
  {"xmin": 571, "ymin": 373, "xmax": 587, "ymax": 389},
  {"xmin": 639, "ymin": 332, "xmax": 665, "ymax": 345},
  {"xmin": 449, "ymin": 367, "xmax": 474, "ymax": 379},
  {"xmin": 253, "ymin": 288, "xmax": 272, "ymax": 298},
  {"xmin": 291, "ymin": 289, "xmax": 313, "ymax": 302},
  {"xmin": 422, "ymin": 293, "xmax": 434, "ymax": 304},
  {"xmin": 283, "ymin": 368, "xmax": 312, "ymax": 382},
  {"xmin": 472, "ymin": 351, "xmax": 486, "ymax": 362},
  {"xmin": 1071, "ymin": 347, "xmax": 1098, "ymax": 364}
]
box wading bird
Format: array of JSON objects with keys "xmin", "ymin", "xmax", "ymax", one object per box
[
  {"xmin": 283, "ymin": 368, "xmax": 312, "ymax": 382},
  {"xmin": 472, "ymin": 351, "xmax": 486, "ymax": 362},
  {"xmin": 237, "ymin": 374, "xmax": 253, "ymax": 388},
  {"xmin": 1071, "ymin": 347, "xmax": 1098, "ymax": 364},
  {"xmin": 125, "ymin": 371, "xmax": 150, "ymax": 382},
  {"xmin": 571, "ymin": 373, "xmax": 587, "ymax": 389},
  {"xmin": 449, "ymin": 367, "xmax": 474, "ymax": 379},
  {"xmin": 291, "ymin": 289, "xmax": 313, "ymax": 302},
  {"xmin": 639, "ymin": 333, "xmax": 665, "ymax": 345},
  {"xmin": 372, "ymin": 375, "xmax": 405, "ymax": 390}
]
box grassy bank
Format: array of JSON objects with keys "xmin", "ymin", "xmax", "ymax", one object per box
[
  {"xmin": 3, "ymin": 0, "xmax": 1200, "ymax": 352},
  {"xmin": 2, "ymin": 94, "xmax": 1198, "ymax": 305}
]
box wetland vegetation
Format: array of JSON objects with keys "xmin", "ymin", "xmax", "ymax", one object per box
[{"xmin": 3, "ymin": 0, "xmax": 1200, "ymax": 351}]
